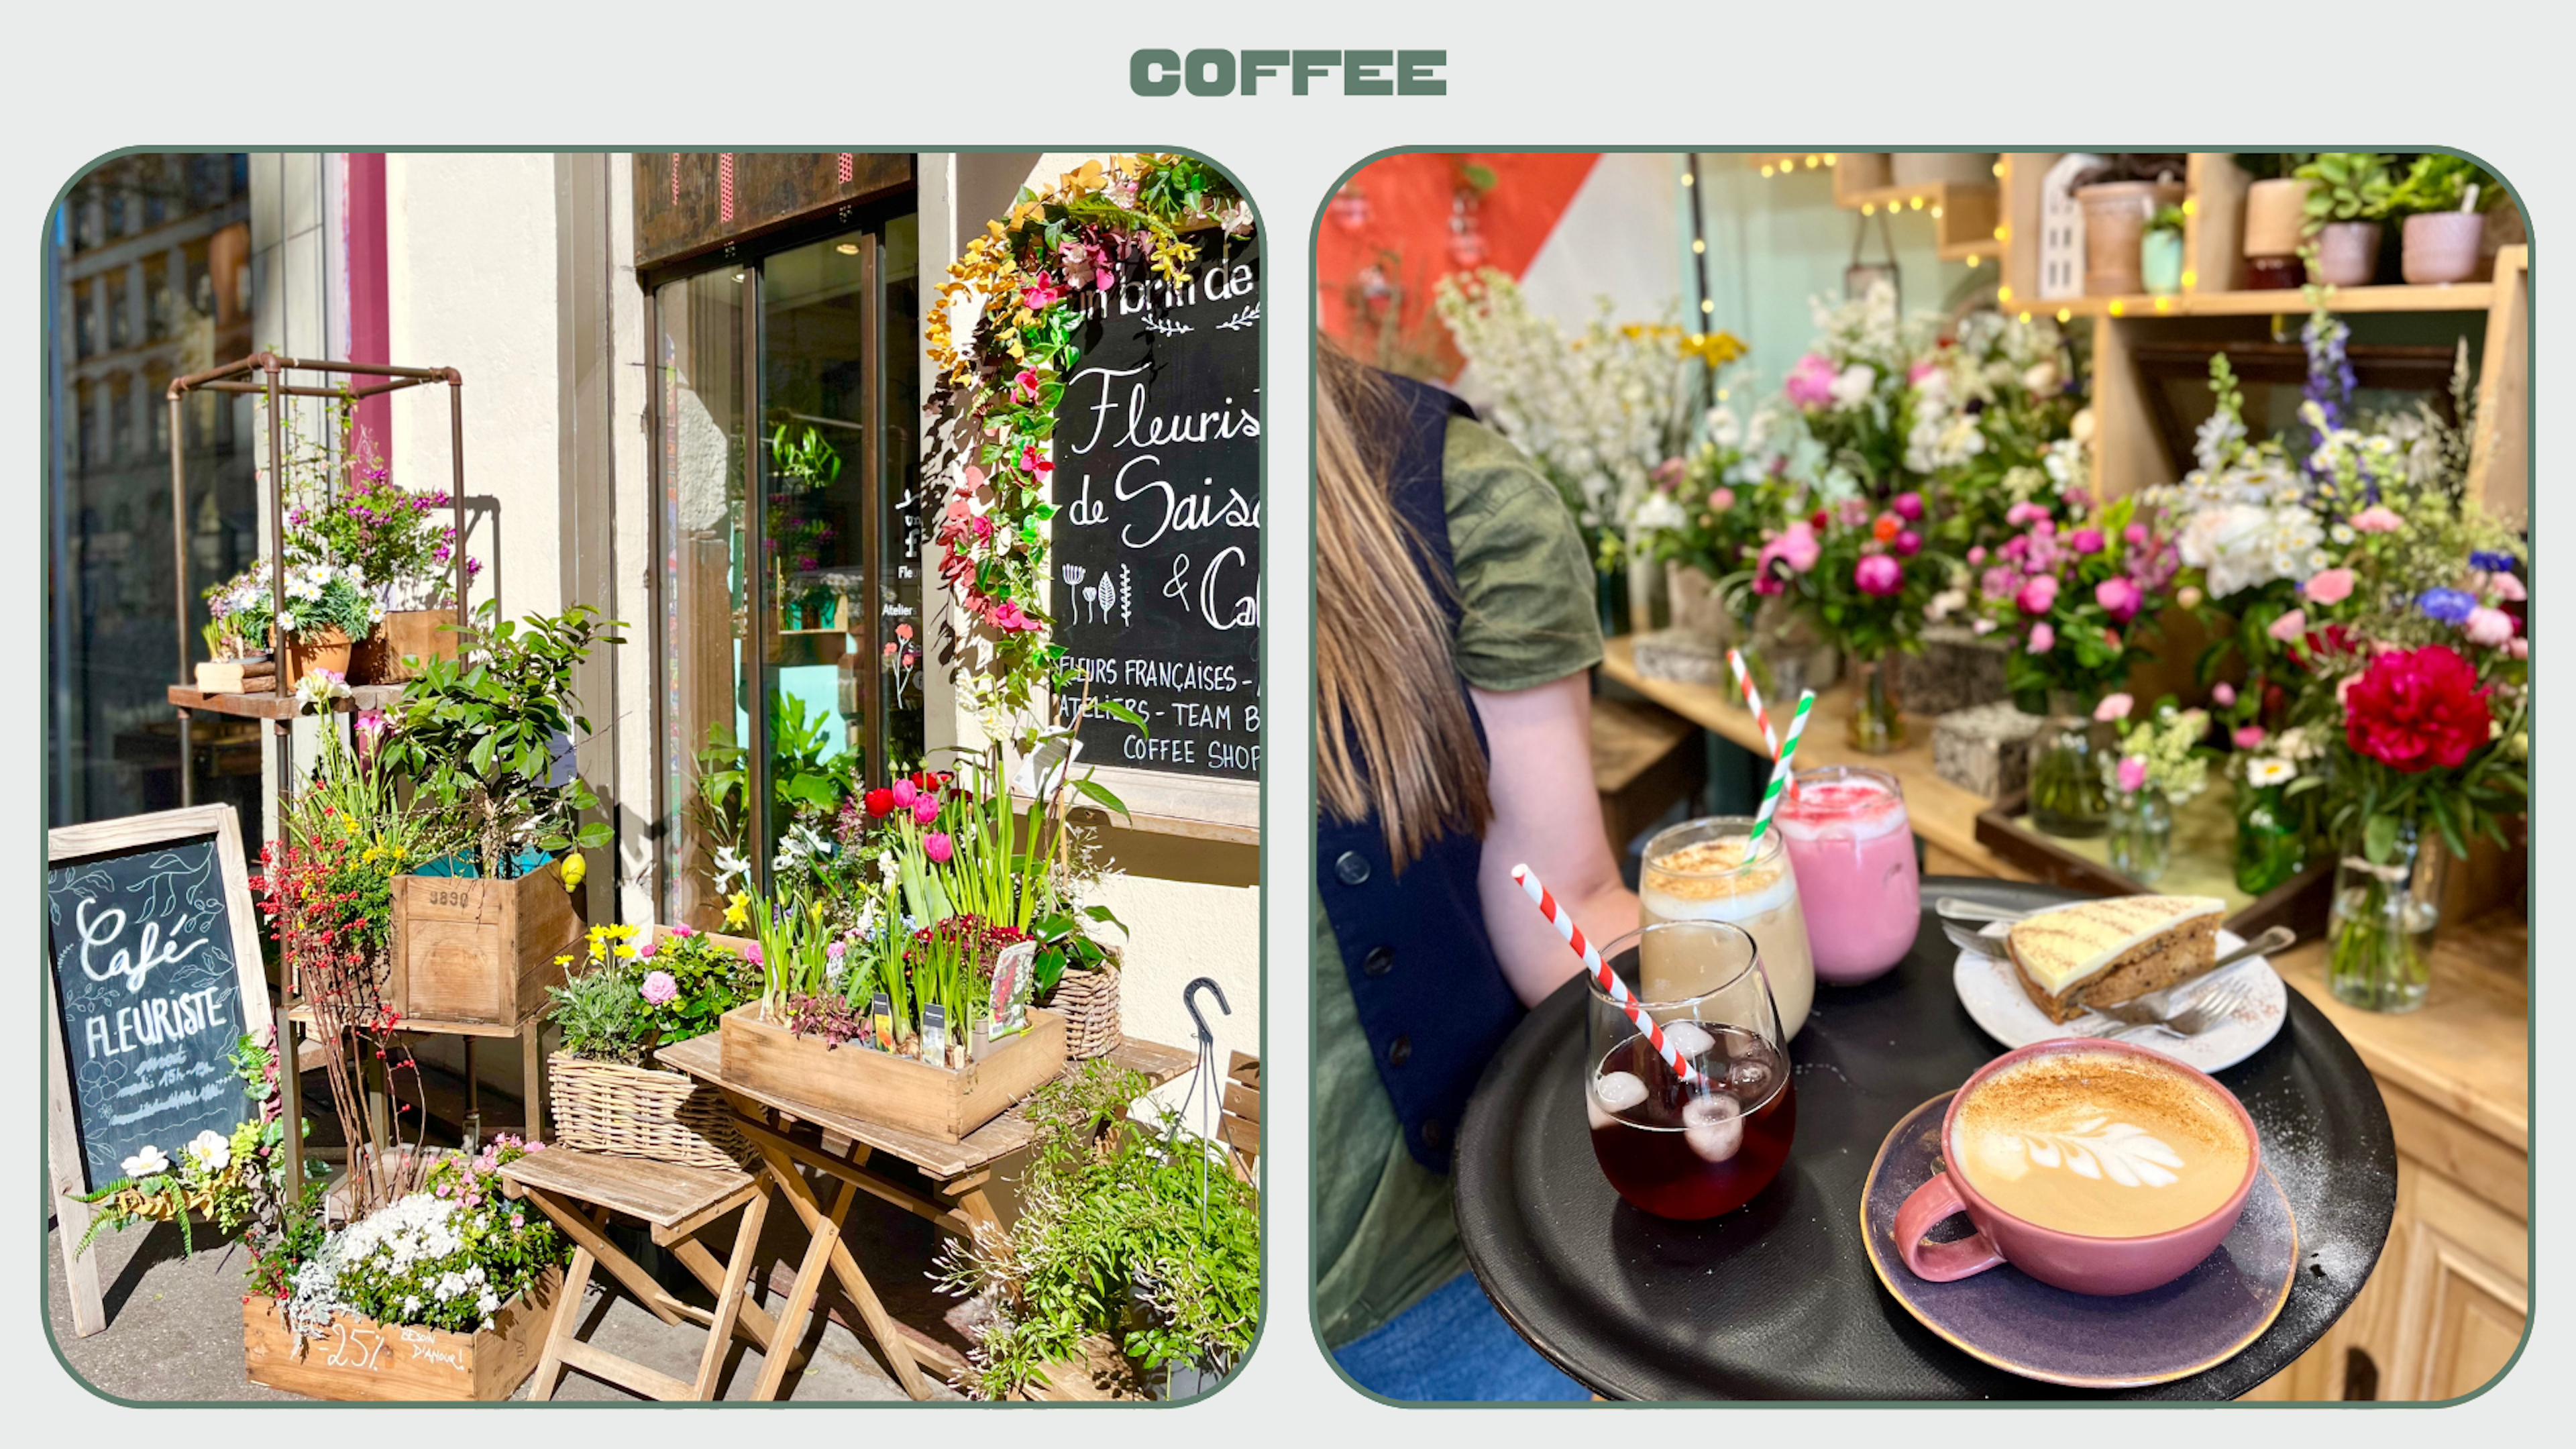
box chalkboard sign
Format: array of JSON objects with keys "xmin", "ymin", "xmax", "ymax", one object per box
[
  {"xmin": 46, "ymin": 806, "xmax": 266, "ymax": 1196},
  {"xmin": 1051, "ymin": 227, "xmax": 1262, "ymax": 782}
]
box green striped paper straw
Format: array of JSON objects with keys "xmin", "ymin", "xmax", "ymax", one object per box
[{"xmin": 1745, "ymin": 690, "xmax": 1816, "ymax": 848}]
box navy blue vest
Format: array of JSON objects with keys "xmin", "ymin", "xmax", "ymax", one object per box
[{"xmin": 1316, "ymin": 374, "xmax": 1524, "ymax": 1175}]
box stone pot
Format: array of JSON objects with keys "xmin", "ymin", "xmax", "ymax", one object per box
[
  {"xmin": 2314, "ymin": 221, "xmax": 2383, "ymax": 287},
  {"xmin": 1890, "ymin": 152, "xmax": 1997, "ymax": 188},
  {"xmin": 2241, "ymin": 177, "xmax": 2313, "ymax": 258},
  {"xmin": 2141, "ymin": 229, "xmax": 2186, "ymax": 294},
  {"xmin": 2076, "ymin": 181, "xmax": 2185, "ymax": 296},
  {"xmin": 2401, "ymin": 212, "xmax": 2486, "ymax": 285}
]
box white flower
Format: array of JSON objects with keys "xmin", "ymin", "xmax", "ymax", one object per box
[
  {"xmin": 1704, "ymin": 405, "xmax": 1741, "ymax": 449},
  {"xmin": 477, "ymin": 1291, "xmax": 500, "ymax": 1315},
  {"xmin": 1628, "ymin": 490, "xmax": 1687, "ymax": 533},
  {"xmin": 2021, "ymin": 360, "xmax": 2061, "ymax": 398},
  {"xmin": 1214, "ymin": 199, "xmax": 1254, "ymax": 237},
  {"xmin": 1925, "ymin": 588, "xmax": 1968, "ymax": 623},
  {"xmin": 187, "ymin": 1129, "xmax": 230, "ymax": 1172},
  {"xmin": 122, "ymin": 1144, "xmax": 170, "ymax": 1179},
  {"xmin": 2245, "ymin": 758, "xmax": 2296, "ymax": 787},
  {"xmin": 1829, "ymin": 363, "xmax": 1878, "ymax": 409}
]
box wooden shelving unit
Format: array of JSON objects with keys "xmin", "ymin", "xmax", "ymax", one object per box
[{"xmin": 1832, "ymin": 158, "xmax": 2005, "ymax": 266}]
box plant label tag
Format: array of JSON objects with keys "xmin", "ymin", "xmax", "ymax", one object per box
[
  {"xmin": 922, "ymin": 1002, "xmax": 948, "ymax": 1064},
  {"xmin": 988, "ymin": 940, "xmax": 1035, "ymax": 1040},
  {"xmin": 870, "ymin": 991, "xmax": 893, "ymax": 1053}
]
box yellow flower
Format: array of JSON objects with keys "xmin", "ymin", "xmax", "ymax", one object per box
[
  {"xmin": 613, "ymin": 943, "xmax": 637, "ymax": 959},
  {"xmin": 724, "ymin": 893, "xmax": 749, "ymax": 930},
  {"xmin": 555, "ymin": 955, "xmax": 573, "ymax": 967}
]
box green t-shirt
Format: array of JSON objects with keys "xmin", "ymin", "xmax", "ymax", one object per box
[{"xmin": 1313, "ymin": 415, "xmax": 1604, "ymax": 1348}]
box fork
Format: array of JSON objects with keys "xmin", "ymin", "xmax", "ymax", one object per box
[{"xmin": 2076, "ymin": 976, "xmax": 2259, "ymax": 1041}]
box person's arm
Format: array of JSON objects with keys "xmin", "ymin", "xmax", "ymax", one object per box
[{"xmin": 1471, "ymin": 672, "xmax": 1640, "ymax": 1008}]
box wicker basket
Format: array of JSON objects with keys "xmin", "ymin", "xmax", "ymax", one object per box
[
  {"xmin": 1051, "ymin": 967, "xmax": 1123, "ymax": 1061},
  {"xmin": 547, "ymin": 1050, "xmax": 752, "ymax": 1170}
]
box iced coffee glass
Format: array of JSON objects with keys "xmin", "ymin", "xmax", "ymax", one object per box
[
  {"xmin": 1585, "ymin": 920, "xmax": 1796, "ymax": 1220},
  {"xmin": 1640, "ymin": 816, "xmax": 1816, "ymax": 1038}
]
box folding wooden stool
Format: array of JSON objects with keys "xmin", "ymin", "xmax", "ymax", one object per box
[{"xmin": 498, "ymin": 1146, "xmax": 794, "ymax": 1401}]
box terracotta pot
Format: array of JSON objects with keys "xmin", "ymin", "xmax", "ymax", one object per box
[
  {"xmin": 1837, "ymin": 152, "xmax": 1892, "ymax": 191},
  {"xmin": 2241, "ymin": 177, "xmax": 2313, "ymax": 258},
  {"xmin": 1890, "ymin": 152, "xmax": 1996, "ymax": 188},
  {"xmin": 2076, "ymin": 182, "xmax": 2184, "ymax": 296},
  {"xmin": 347, "ymin": 608, "xmax": 460, "ymax": 684},
  {"xmin": 277, "ymin": 627, "xmax": 353, "ymax": 687},
  {"xmin": 2314, "ymin": 221, "xmax": 2383, "ymax": 287},
  {"xmin": 2401, "ymin": 212, "xmax": 2486, "ymax": 285}
]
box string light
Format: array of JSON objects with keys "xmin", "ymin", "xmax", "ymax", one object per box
[
  {"xmin": 1701, "ymin": 298, "xmax": 1715, "ymax": 313},
  {"xmin": 1862, "ymin": 203, "xmax": 1875, "ymax": 216},
  {"xmin": 2108, "ymin": 299, "xmax": 2127, "ymax": 317},
  {"xmin": 1998, "ymin": 284, "xmax": 2014, "ymax": 303},
  {"xmin": 1964, "ymin": 254, "xmax": 1980, "ymax": 267},
  {"xmin": 1805, "ymin": 154, "xmax": 1822, "ymax": 168},
  {"xmin": 1931, "ymin": 205, "xmax": 1945, "ymax": 219},
  {"xmin": 2153, "ymin": 296, "xmax": 2172, "ymax": 313},
  {"xmin": 1693, "ymin": 238, "xmax": 1707, "ymax": 254},
  {"xmin": 2017, "ymin": 310, "xmax": 2032, "ymax": 323},
  {"xmin": 1823, "ymin": 154, "xmax": 1838, "ymax": 166},
  {"xmin": 2182, "ymin": 198, "xmax": 2198, "ymax": 216},
  {"xmin": 1682, "ymin": 171, "xmax": 1695, "ymax": 186},
  {"xmin": 2056, "ymin": 308, "xmax": 2072, "ymax": 323},
  {"xmin": 1760, "ymin": 164, "xmax": 1775, "ymax": 178},
  {"xmin": 1992, "ymin": 160, "xmax": 2006, "ymax": 178},
  {"xmin": 2181, "ymin": 268, "xmax": 2198, "ymax": 290},
  {"xmin": 1994, "ymin": 223, "xmax": 2009, "ymax": 242},
  {"xmin": 1909, "ymin": 195, "xmax": 1925, "ymax": 211}
]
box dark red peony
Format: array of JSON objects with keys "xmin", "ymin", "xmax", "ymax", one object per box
[{"xmin": 2343, "ymin": 644, "xmax": 2492, "ymax": 773}]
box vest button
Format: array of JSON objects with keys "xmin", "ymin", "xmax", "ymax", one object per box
[
  {"xmin": 1420, "ymin": 1117, "xmax": 1446, "ymax": 1149},
  {"xmin": 1362, "ymin": 945, "xmax": 1395, "ymax": 978},
  {"xmin": 1334, "ymin": 851, "xmax": 1372, "ymax": 886},
  {"xmin": 1388, "ymin": 1034, "xmax": 1413, "ymax": 1066}
]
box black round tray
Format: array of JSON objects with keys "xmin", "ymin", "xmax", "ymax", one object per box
[{"xmin": 1453, "ymin": 876, "xmax": 2398, "ymax": 1401}]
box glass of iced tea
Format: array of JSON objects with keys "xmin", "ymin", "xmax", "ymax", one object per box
[
  {"xmin": 1640, "ymin": 816, "xmax": 1815, "ymax": 1038},
  {"xmin": 1584, "ymin": 919, "xmax": 1796, "ymax": 1220}
]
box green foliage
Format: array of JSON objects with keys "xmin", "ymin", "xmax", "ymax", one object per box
[
  {"xmin": 694, "ymin": 695, "xmax": 857, "ymax": 855},
  {"xmin": 379, "ymin": 600, "xmax": 622, "ymax": 877},
  {"xmin": 936, "ymin": 1062, "xmax": 1261, "ymax": 1399},
  {"xmin": 300, "ymin": 1138, "xmax": 568, "ymax": 1335},
  {"xmin": 2385, "ymin": 154, "xmax": 2498, "ymax": 218},
  {"xmin": 2147, "ymin": 205, "xmax": 2190, "ymax": 236},
  {"xmin": 547, "ymin": 955, "xmax": 655, "ymax": 1065},
  {"xmin": 2295, "ymin": 154, "xmax": 2397, "ymax": 231}
]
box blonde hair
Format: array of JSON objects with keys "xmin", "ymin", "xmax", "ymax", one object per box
[{"xmin": 1315, "ymin": 341, "xmax": 1492, "ymax": 871}]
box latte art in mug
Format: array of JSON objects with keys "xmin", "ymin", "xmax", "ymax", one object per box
[{"xmin": 1953, "ymin": 1049, "xmax": 2251, "ymax": 1238}]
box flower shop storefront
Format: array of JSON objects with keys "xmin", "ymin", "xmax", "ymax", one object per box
[
  {"xmin": 44, "ymin": 152, "xmax": 1261, "ymax": 1404},
  {"xmin": 1322, "ymin": 150, "xmax": 2528, "ymax": 1402}
]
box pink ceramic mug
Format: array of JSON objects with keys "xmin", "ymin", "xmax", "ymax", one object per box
[{"xmin": 1893, "ymin": 1038, "xmax": 2259, "ymax": 1297}]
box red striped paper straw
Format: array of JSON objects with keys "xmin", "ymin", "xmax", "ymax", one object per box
[
  {"xmin": 1725, "ymin": 647, "xmax": 1780, "ymax": 759},
  {"xmin": 1512, "ymin": 864, "xmax": 1705, "ymax": 1086}
]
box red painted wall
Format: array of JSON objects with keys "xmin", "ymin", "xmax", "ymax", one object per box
[{"xmin": 343, "ymin": 154, "xmax": 390, "ymax": 459}]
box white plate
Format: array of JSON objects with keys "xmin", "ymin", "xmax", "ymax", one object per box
[{"xmin": 1950, "ymin": 918, "xmax": 2288, "ymax": 1073}]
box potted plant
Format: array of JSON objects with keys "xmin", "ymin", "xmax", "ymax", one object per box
[
  {"xmin": 376, "ymin": 602, "xmax": 621, "ymax": 1026},
  {"xmin": 2071, "ymin": 155, "xmax": 2186, "ymax": 296},
  {"xmin": 268, "ymin": 396, "xmax": 478, "ymax": 684},
  {"xmin": 196, "ymin": 569, "xmax": 277, "ymax": 693},
  {"xmin": 2236, "ymin": 153, "xmax": 2316, "ymax": 284},
  {"xmin": 208, "ymin": 561, "xmax": 381, "ymax": 690},
  {"xmin": 2387, "ymin": 154, "xmax": 2497, "ymax": 285},
  {"xmin": 2141, "ymin": 205, "xmax": 2188, "ymax": 295},
  {"xmin": 2296, "ymin": 153, "xmax": 2396, "ymax": 286},
  {"xmin": 543, "ymin": 922, "xmax": 760, "ymax": 1169}
]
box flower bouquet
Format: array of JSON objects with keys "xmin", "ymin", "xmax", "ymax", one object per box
[
  {"xmin": 2096, "ymin": 695, "xmax": 2210, "ymax": 883},
  {"xmin": 1909, "ymin": 310, "xmax": 2091, "ymax": 553},
  {"xmin": 1772, "ymin": 492, "xmax": 1943, "ymax": 751},
  {"xmin": 1780, "ymin": 279, "xmax": 1939, "ymax": 504},
  {"xmin": 1629, "ymin": 390, "xmax": 1801, "ymax": 647}
]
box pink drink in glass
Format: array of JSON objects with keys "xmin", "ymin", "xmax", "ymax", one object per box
[{"xmin": 1777, "ymin": 765, "xmax": 1921, "ymax": 984}]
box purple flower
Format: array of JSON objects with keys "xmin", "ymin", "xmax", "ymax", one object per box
[
  {"xmin": 2417, "ymin": 588, "xmax": 2477, "ymax": 624},
  {"xmin": 641, "ymin": 971, "xmax": 678, "ymax": 1006}
]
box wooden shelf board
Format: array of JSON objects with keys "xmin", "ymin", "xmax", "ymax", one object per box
[
  {"xmin": 168, "ymin": 683, "xmax": 407, "ymax": 720},
  {"xmin": 2006, "ymin": 282, "xmax": 2495, "ymax": 321}
]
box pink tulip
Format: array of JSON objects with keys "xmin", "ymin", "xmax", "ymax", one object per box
[
  {"xmin": 2016, "ymin": 575, "xmax": 2059, "ymax": 615},
  {"xmin": 2094, "ymin": 693, "xmax": 2134, "ymax": 723},
  {"xmin": 2463, "ymin": 606, "xmax": 2518, "ymax": 648},
  {"xmin": 2094, "ymin": 576, "xmax": 2143, "ymax": 623},
  {"xmin": 2304, "ymin": 568, "xmax": 2356, "ymax": 605},
  {"xmin": 922, "ymin": 831, "xmax": 953, "ymax": 864},
  {"xmin": 2211, "ymin": 682, "xmax": 2237, "ymax": 707},
  {"xmin": 1854, "ymin": 554, "xmax": 1904, "ymax": 597},
  {"xmin": 2026, "ymin": 623, "xmax": 2055, "ymax": 654},
  {"xmin": 890, "ymin": 778, "xmax": 918, "ymax": 808},
  {"xmin": 2116, "ymin": 756, "xmax": 2149, "ymax": 794},
  {"xmin": 2267, "ymin": 608, "xmax": 2308, "ymax": 643},
  {"xmin": 912, "ymin": 796, "xmax": 941, "ymax": 826},
  {"xmin": 2350, "ymin": 505, "xmax": 2403, "ymax": 534},
  {"xmin": 2234, "ymin": 724, "xmax": 2267, "ymax": 749}
]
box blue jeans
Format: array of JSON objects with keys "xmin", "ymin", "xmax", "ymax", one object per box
[{"xmin": 1334, "ymin": 1271, "xmax": 1591, "ymax": 1402}]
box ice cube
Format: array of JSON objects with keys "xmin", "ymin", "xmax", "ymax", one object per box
[
  {"xmin": 1682, "ymin": 1093, "xmax": 1744, "ymax": 1161},
  {"xmin": 1659, "ymin": 1020, "xmax": 1716, "ymax": 1060},
  {"xmin": 1727, "ymin": 1057, "xmax": 1772, "ymax": 1093},
  {"xmin": 1593, "ymin": 1069, "xmax": 1649, "ymax": 1115}
]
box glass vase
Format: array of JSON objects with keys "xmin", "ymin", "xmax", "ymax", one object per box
[
  {"xmin": 2233, "ymin": 782, "xmax": 2306, "ymax": 896},
  {"xmin": 2107, "ymin": 786, "xmax": 2174, "ymax": 883},
  {"xmin": 2027, "ymin": 692, "xmax": 2110, "ymax": 839},
  {"xmin": 2326, "ymin": 817, "xmax": 2448, "ymax": 1014},
  {"xmin": 1844, "ymin": 655, "xmax": 1905, "ymax": 754}
]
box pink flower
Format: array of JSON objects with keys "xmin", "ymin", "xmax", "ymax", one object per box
[
  {"xmin": 2026, "ymin": 623, "xmax": 2055, "ymax": 653},
  {"xmin": 1020, "ymin": 444, "xmax": 1054, "ymax": 479},
  {"xmin": 2233, "ymin": 724, "xmax": 2268, "ymax": 749},
  {"xmin": 2508, "ymin": 637, "xmax": 2528, "ymax": 659},
  {"xmin": 2123, "ymin": 523, "xmax": 2149, "ymax": 547},
  {"xmin": 2350, "ymin": 505, "xmax": 2403, "ymax": 535},
  {"xmin": 890, "ymin": 778, "xmax": 918, "ymax": 808},
  {"xmin": 2016, "ymin": 575, "xmax": 2059, "ymax": 615},
  {"xmin": 1707, "ymin": 487, "xmax": 1735, "ymax": 512},
  {"xmin": 1013, "ymin": 369, "xmax": 1040, "ymax": 402},
  {"xmin": 2094, "ymin": 693, "xmax": 2134, "ymax": 723},
  {"xmin": 1908, "ymin": 358, "xmax": 1943, "ymax": 385},
  {"xmin": 2072, "ymin": 528, "xmax": 2106, "ymax": 555},
  {"xmin": 1967, "ymin": 545, "xmax": 1988, "ymax": 566},
  {"xmin": 1757, "ymin": 520, "xmax": 1822, "ymax": 579},
  {"xmin": 1019, "ymin": 276, "xmax": 1068, "ymax": 309},
  {"xmin": 1652, "ymin": 457, "xmax": 1686, "ymax": 488},
  {"xmin": 745, "ymin": 944, "xmax": 763, "ymax": 967},
  {"xmin": 2211, "ymin": 682, "xmax": 2237, "ymax": 707},
  {"xmin": 2267, "ymin": 608, "xmax": 2308, "ymax": 643},
  {"xmin": 635, "ymin": 935, "xmax": 657, "ymax": 961},
  {"xmin": 912, "ymin": 796, "xmax": 941, "ymax": 826},
  {"xmin": 2463, "ymin": 606, "xmax": 2518, "ymax": 648},
  {"xmin": 2304, "ymin": 568, "xmax": 2356, "ymax": 606},
  {"xmin": 922, "ymin": 831, "xmax": 953, "ymax": 864},
  {"xmin": 2488, "ymin": 572, "xmax": 2527, "ymax": 603},
  {"xmin": 671, "ymin": 923, "xmax": 696, "ymax": 938},
  {"xmin": 1784, "ymin": 353, "xmax": 1838, "ymax": 407},
  {"xmin": 1854, "ymin": 554, "xmax": 1904, "ymax": 596},
  {"xmin": 641, "ymin": 971, "xmax": 678, "ymax": 1006},
  {"xmin": 1894, "ymin": 530, "xmax": 1923, "ymax": 557},
  {"xmin": 989, "ymin": 601, "xmax": 1043, "ymax": 633},
  {"xmin": 1892, "ymin": 491, "xmax": 1925, "ymax": 522},
  {"xmin": 2116, "ymin": 756, "xmax": 2149, "ymax": 794},
  {"xmin": 2005, "ymin": 501, "xmax": 2048, "ymax": 527},
  {"xmin": 2094, "ymin": 576, "xmax": 2143, "ymax": 623}
]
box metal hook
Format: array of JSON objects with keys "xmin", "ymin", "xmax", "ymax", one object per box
[{"xmin": 1183, "ymin": 977, "xmax": 1230, "ymax": 1044}]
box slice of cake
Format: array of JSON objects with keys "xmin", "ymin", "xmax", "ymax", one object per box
[{"xmin": 2006, "ymin": 896, "xmax": 2224, "ymax": 1024}]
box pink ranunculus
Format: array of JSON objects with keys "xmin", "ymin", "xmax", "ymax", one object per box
[
  {"xmin": 2094, "ymin": 693, "xmax": 2134, "ymax": 724},
  {"xmin": 1758, "ymin": 520, "xmax": 1822, "ymax": 578},
  {"xmin": 2211, "ymin": 682, "xmax": 2237, "ymax": 707},
  {"xmin": 2463, "ymin": 606, "xmax": 2518, "ymax": 648},
  {"xmin": 912, "ymin": 796, "xmax": 941, "ymax": 826},
  {"xmin": 1894, "ymin": 530, "xmax": 1923, "ymax": 557},
  {"xmin": 2026, "ymin": 623, "xmax": 2055, "ymax": 654},
  {"xmin": 1967, "ymin": 545, "xmax": 1987, "ymax": 566},
  {"xmin": 2015, "ymin": 574, "xmax": 2059, "ymax": 615},
  {"xmin": 1784, "ymin": 353, "xmax": 1839, "ymax": 408},
  {"xmin": 1707, "ymin": 486, "xmax": 1735, "ymax": 512},
  {"xmin": 2234, "ymin": 724, "xmax": 2268, "ymax": 749},
  {"xmin": 2072, "ymin": 527, "xmax": 2106, "ymax": 555},
  {"xmin": 1892, "ymin": 490, "xmax": 1925, "ymax": 522},
  {"xmin": 2304, "ymin": 568, "xmax": 2356, "ymax": 605},
  {"xmin": 890, "ymin": 777, "xmax": 918, "ymax": 808},
  {"xmin": 2267, "ymin": 608, "xmax": 2308, "ymax": 643},
  {"xmin": 2509, "ymin": 637, "xmax": 2528, "ymax": 659},
  {"xmin": 2350, "ymin": 505, "xmax": 2403, "ymax": 534},
  {"xmin": 922, "ymin": 831, "xmax": 953, "ymax": 864},
  {"xmin": 2094, "ymin": 576, "xmax": 2143, "ymax": 623},
  {"xmin": 2489, "ymin": 572, "xmax": 2527, "ymax": 603},
  {"xmin": 641, "ymin": 971, "xmax": 678, "ymax": 1006},
  {"xmin": 1854, "ymin": 554, "xmax": 1904, "ymax": 597},
  {"xmin": 2116, "ymin": 756, "xmax": 2149, "ymax": 794}
]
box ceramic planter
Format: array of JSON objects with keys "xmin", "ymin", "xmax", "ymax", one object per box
[
  {"xmin": 2076, "ymin": 182, "xmax": 2185, "ymax": 296},
  {"xmin": 348, "ymin": 609, "xmax": 459, "ymax": 684},
  {"xmin": 2241, "ymin": 178, "xmax": 2313, "ymax": 258},
  {"xmin": 2401, "ymin": 212, "xmax": 2486, "ymax": 284},
  {"xmin": 2314, "ymin": 221, "xmax": 2383, "ymax": 287},
  {"xmin": 2141, "ymin": 229, "xmax": 2186, "ymax": 294}
]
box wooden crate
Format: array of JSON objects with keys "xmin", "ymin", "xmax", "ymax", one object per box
[
  {"xmin": 390, "ymin": 862, "xmax": 586, "ymax": 1028},
  {"xmin": 719, "ymin": 1003, "xmax": 1067, "ymax": 1143},
  {"xmin": 243, "ymin": 1267, "xmax": 559, "ymax": 1401}
]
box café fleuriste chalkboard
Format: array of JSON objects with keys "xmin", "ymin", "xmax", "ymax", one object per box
[{"xmin": 1051, "ymin": 226, "xmax": 1261, "ymax": 782}]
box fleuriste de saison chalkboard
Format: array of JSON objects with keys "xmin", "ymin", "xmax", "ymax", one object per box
[
  {"xmin": 1051, "ymin": 226, "xmax": 1260, "ymax": 782},
  {"xmin": 48, "ymin": 832, "xmax": 258, "ymax": 1193}
]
